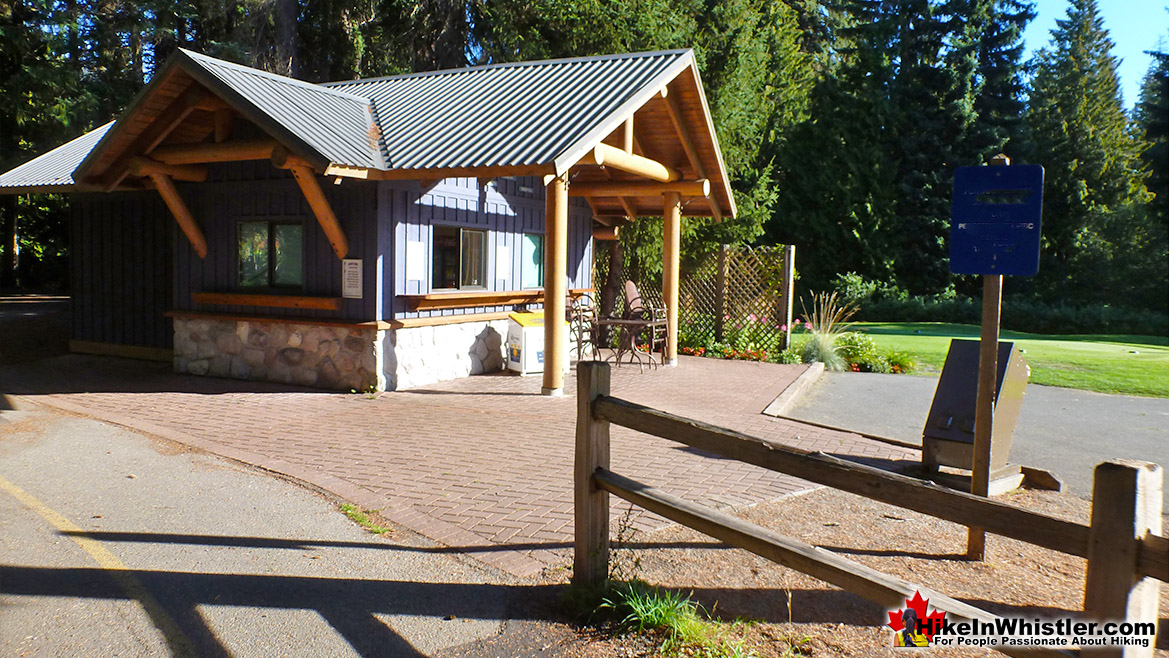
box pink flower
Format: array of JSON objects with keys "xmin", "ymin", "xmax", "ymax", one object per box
[
  {"xmin": 780, "ymin": 324, "xmax": 787, "ymax": 332},
  {"xmin": 748, "ymin": 314, "xmax": 758, "ymax": 322}
]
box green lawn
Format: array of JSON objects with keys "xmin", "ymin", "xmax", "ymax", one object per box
[{"xmin": 848, "ymin": 322, "xmax": 1169, "ymax": 398}]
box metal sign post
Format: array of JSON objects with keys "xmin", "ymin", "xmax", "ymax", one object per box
[{"xmin": 950, "ymin": 154, "xmax": 1043, "ymax": 561}]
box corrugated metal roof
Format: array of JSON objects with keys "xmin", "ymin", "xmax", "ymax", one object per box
[
  {"xmin": 326, "ymin": 50, "xmax": 692, "ymax": 174},
  {"xmin": 0, "ymin": 122, "xmax": 114, "ymax": 191},
  {"xmin": 179, "ymin": 50, "xmax": 384, "ymax": 170}
]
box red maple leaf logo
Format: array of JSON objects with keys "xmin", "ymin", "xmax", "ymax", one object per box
[{"xmin": 887, "ymin": 591, "xmax": 947, "ymax": 641}]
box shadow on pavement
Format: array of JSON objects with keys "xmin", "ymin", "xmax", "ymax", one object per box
[
  {"xmin": 1, "ymin": 563, "xmax": 559, "ymax": 658},
  {"xmin": 0, "ymin": 354, "xmax": 335, "ymax": 396},
  {"xmin": 62, "ymin": 530, "xmax": 731, "ymax": 555}
]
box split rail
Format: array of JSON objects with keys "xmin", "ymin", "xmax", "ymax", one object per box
[{"xmin": 573, "ymin": 362, "xmax": 1166, "ymax": 658}]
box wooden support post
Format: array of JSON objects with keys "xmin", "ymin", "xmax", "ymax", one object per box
[
  {"xmin": 288, "ymin": 165, "xmax": 349, "ymax": 260},
  {"xmin": 968, "ymin": 153, "xmax": 1011, "ymax": 560},
  {"xmin": 714, "ymin": 244, "xmax": 728, "ymax": 342},
  {"xmin": 623, "ymin": 116, "xmax": 634, "ymax": 154},
  {"xmin": 967, "ymin": 272, "xmax": 1001, "ymax": 559},
  {"xmin": 1083, "ymin": 461, "xmax": 1162, "ymax": 658},
  {"xmin": 663, "ymin": 191, "xmax": 681, "ymax": 366},
  {"xmin": 574, "ymin": 362, "xmax": 611, "ymax": 585},
  {"xmin": 782, "ymin": 244, "xmax": 796, "ymax": 350},
  {"xmin": 100, "ymin": 87, "xmax": 209, "ymax": 190},
  {"xmin": 542, "ymin": 174, "xmax": 569, "ymax": 396},
  {"xmin": 214, "ymin": 108, "xmax": 234, "ymax": 143},
  {"xmin": 148, "ymin": 173, "xmax": 207, "ymax": 259}
]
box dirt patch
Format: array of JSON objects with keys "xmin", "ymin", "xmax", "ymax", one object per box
[{"xmin": 537, "ymin": 487, "xmax": 1167, "ymax": 657}]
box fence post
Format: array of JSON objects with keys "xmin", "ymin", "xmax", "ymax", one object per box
[
  {"xmin": 575, "ymin": 362, "xmax": 612, "ymax": 585},
  {"xmin": 714, "ymin": 244, "xmax": 728, "ymax": 342},
  {"xmin": 1083, "ymin": 460, "xmax": 1162, "ymax": 658},
  {"xmin": 781, "ymin": 244, "xmax": 795, "ymax": 350}
]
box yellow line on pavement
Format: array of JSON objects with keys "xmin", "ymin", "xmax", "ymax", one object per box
[{"xmin": 0, "ymin": 474, "xmax": 195, "ymax": 657}]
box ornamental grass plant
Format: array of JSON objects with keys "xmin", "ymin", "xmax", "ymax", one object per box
[{"xmin": 798, "ymin": 291, "xmax": 857, "ymax": 371}]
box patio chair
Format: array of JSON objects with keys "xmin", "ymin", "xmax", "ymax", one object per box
[{"xmin": 622, "ymin": 280, "xmax": 668, "ymax": 357}]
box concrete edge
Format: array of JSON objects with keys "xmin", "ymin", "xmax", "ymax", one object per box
[
  {"xmin": 8, "ymin": 392, "xmax": 549, "ymax": 579},
  {"xmin": 762, "ymin": 361, "xmax": 824, "ymax": 418}
]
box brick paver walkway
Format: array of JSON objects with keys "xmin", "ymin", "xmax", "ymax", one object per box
[{"xmin": 0, "ymin": 355, "xmax": 914, "ymax": 576}]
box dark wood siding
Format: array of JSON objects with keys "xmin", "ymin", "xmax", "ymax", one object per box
[
  {"xmin": 173, "ymin": 173, "xmax": 381, "ymax": 321},
  {"xmin": 386, "ymin": 176, "xmax": 594, "ymax": 320},
  {"xmin": 71, "ymin": 192, "xmax": 174, "ymax": 348}
]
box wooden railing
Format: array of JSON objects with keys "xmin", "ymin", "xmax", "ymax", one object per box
[{"xmin": 574, "ymin": 362, "xmax": 1165, "ymax": 658}]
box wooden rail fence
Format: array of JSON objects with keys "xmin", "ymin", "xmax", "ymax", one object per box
[{"xmin": 573, "ymin": 362, "xmax": 1166, "ymax": 658}]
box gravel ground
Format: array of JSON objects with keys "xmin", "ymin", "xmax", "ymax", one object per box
[{"xmin": 534, "ymin": 487, "xmax": 1168, "ymax": 657}]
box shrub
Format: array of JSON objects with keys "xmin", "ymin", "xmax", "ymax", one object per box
[{"xmin": 798, "ymin": 291, "xmax": 856, "ymax": 371}]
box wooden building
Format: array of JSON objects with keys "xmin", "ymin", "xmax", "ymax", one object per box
[{"xmin": 0, "ymin": 49, "xmax": 735, "ymax": 394}]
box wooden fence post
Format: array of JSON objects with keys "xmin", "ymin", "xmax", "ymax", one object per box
[
  {"xmin": 1083, "ymin": 460, "xmax": 1162, "ymax": 658},
  {"xmin": 781, "ymin": 244, "xmax": 795, "ymax": 350},
  {"xmin": 575, "ymin": 362, "xmax": 612, "ymax": 585},
  {"xmin": 714, "ymin": 244, "xmax": 728, "ymax": 342}
]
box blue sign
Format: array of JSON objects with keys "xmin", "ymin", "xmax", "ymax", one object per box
[{"xmin": 950, "ymin": 164, "xmax": 1044, "ymax": 276}]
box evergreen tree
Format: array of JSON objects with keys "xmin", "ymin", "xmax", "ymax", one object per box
[
  {"xmin": 1131, "ymin": 44, "xmax": 1168, "ymax": 310},
  {"xmin": 1024, "ymin": 0, "xmax": 1148, "ymax": 302}
]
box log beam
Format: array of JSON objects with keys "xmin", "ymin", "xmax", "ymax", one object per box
[
  {"xmin": 129, "ymin": 157, "xmax": 208, "ymax": 183},
  {"xmin": 214, "ymin": 109, "xmax": 234, "ymax": 143},
  {"xmin": 101, "ymin": 86, "xmax": 210, "ymax": 190},
  {"xmin": 592, "ymin": 142, "xmax": 679, "ymax": 182},
  {"xmin": 664, "ymin": 86, "xmax": 723, "ymax": 221},
  {"xmin": 593, "ymin": 225, "xmax": 620, "ymax": 241},
  {"xmin": 288, "ymin": 164, "xmax": 349, "ymax": 260},
  {"xmin": 569, "ymin": 179, "xmax": 709, "ymax": 198},
  {"xmin": 150, "ymin": 139, "xmax": 279, "ymax": 165},
  {"xmin": 148, "ymin": 173, "xmax": 207, "ymax": 259}
]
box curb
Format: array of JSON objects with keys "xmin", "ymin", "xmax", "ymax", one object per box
[{"xmin": 762, "ymin": 362, "xmax": 824, "ymax": 418}]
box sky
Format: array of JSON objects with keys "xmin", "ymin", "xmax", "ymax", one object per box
[{"xmin": 1022, "ymin": 0, "xmax": 1169, "ymax": 110}]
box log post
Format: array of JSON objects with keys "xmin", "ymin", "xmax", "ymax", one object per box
[
  {"xmin": 148, "ymin": 173, "xmax": 207, "ymax": 259},
  {"xmin": 714, "ymin": 244, "xmax": 728, "ymax": 342},
  {"xmin": 781, "ymin": 244, "xmax": 796, "ymax": 350},
  {"xmin": 663, "ymin": 191, "xmax": 681, "ymax": 366},
  {"xmin": 542, "ymin": 174, "xmax": 569, "ymax": 395},
  {"xmin": 574, "ymin": 362, "xmax": 611, "ymax": 585},
  {"xmin": 1083, "ymin": 460, "xmax": 1162, "ymax": 658}
]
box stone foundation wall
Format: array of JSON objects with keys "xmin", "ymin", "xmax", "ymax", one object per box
[
  {"xmin": 173, "ymin": 317, "xmax": 383, "ymax": 391},
  {"xmin": 384, "ymin": 319, "xmax": 508, "ymax": 390}
]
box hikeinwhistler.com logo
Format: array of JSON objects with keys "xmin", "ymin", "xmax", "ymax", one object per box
[{"xmin": 887, "ymin": 591, "xmax": 1156, "ymax": 649}]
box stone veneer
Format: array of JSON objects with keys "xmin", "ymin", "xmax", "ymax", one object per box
[
  {"xmin": 383, "ymin": 319, "xmax": 508, "ymax": 391},
  {"xmin": 174, "ymin": 317, "xmax": 384, "ymax": 391},
  {"xmin": 173, "ymin": 315, "xmax": 510, "ymax": 392}
]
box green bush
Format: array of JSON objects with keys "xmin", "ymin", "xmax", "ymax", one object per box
[{"xmin": 832, "ymin": 272, "xmax": 1169, "ymax": 336}]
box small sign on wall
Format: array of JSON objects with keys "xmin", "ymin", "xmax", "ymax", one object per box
[
  {"xmin": 495, "ymin": 245, "xmax": 510, "ymax": 281},
  {"xmin": 342, "ymin": 259, "xmax": 363, "ymax": 298},
  {"xmin": 406, "ymin": 241, "xmax": 425, "ymax": 281}
]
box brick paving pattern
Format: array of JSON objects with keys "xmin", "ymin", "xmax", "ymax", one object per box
[{"xmin": 0, "ymin": 355, "xmax": 914, "ymax": 576}]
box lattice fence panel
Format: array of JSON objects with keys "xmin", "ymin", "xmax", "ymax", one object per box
[{"xmin": 594, "ymin": 243, "xmax": 795, "ymax": 351}]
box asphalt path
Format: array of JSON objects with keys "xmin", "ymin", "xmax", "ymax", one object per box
[
  {"xmin": 0, "ymin": 401, "xmax": 562, "ymax": 657},
  {"xmin": 784, "ymin": 371, "xmax": 1169, "ymax": 508}
]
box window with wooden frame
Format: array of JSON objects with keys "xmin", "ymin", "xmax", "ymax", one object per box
[
  {"xmin": 432, "ymin": 226, "xmax": 487, "ymax": 290},
  {"xmin": 237, "ymin": 220, "xmax": 304, "ymax": 289}
]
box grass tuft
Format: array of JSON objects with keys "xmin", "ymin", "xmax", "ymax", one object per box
[
  {"xmin": 592, "ymin": 580, "xmax": 759, "ymax": 657},
  {"xmin": 339, "ymin": 503, "xmax": 393, "ymax": 535}
]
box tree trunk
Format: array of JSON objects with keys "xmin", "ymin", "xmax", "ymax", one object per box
[
  {"xmin": 1, "ymin": 196, "xmax": 17, "ymax": 288},
  {"xmin": 599, "ymin": 239, "xmax": 623, "ymax": 340},
  {"xmin": 276, "ymin": 0, "xmax": 299, "ymax": 77}
]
